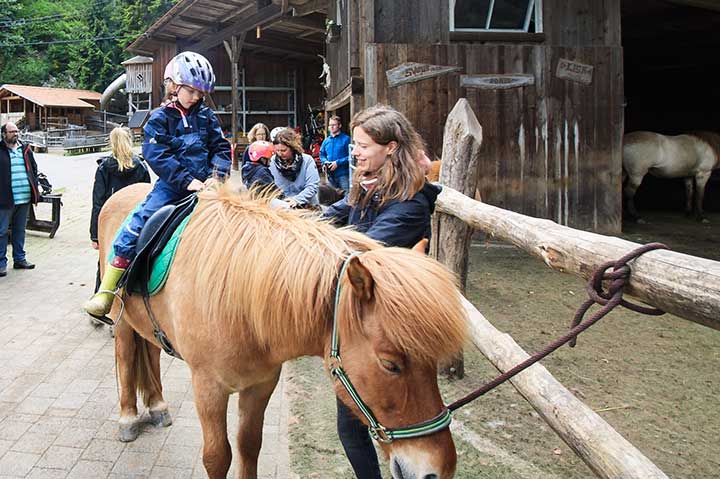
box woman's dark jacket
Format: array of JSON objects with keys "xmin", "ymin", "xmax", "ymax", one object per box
[
  {"xmin": 241, "ymin": 161, "xmax": 276, "ymax": 191},
  {"xmin": 324, "ymin": 182, "xmax": 441, "ymax": 247},
  {"xmin": 90, "ymin": 156, "xmax": 151, "ymax": 241},
  {"xmin": 0, "ymin": 141, "xmax": 39, "ymax": 209}
]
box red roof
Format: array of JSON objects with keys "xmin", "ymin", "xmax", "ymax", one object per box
[{"xmin": 0, "ymin": 84, "xmax": 102, "ymax": 108}]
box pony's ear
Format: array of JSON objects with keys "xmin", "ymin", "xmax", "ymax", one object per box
[
  {"xmin": 412, "ymin": 238, "xmax": 428, "ymax": 255},
  {"xmin": 346, "ymin": 256, "xmax": 374, "ymax": 302}
]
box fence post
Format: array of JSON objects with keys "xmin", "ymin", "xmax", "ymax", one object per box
[{"xmin": 430, "ymin": 98, "xmax": 483, "ymax": 379}]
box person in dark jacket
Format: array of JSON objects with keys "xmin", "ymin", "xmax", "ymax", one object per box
[
  {"xmin": 241, "ymin": 140, "xmax": 276, "ymax": 192},
  {"xmin": 323, "ymin": 105, "xmax": 438, "ymax": 479},
  {"xmin": 89, "ymin": 127, "xmax": 151, "ymax": 292},
  {"xmin": 0, "ymin": 122, "xmax": 40, "ymax": 277},
  {"xmin": 83, "ymin": 51, "xmax": 231, "ymax": 317}
]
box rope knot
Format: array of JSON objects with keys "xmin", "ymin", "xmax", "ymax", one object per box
[{"xmin": 569, "ymin": 242, "xmax": 669, "ymax": 347}]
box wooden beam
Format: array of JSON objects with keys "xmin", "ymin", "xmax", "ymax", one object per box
[
  {"xmin": 193, "ymin": 3, "xmax": 283, "ymax": 51},
  {"xmin": 244, "ymin": 32, "xmax": 319, "ymax": 56},
  {"xmin": 462, "ymin": 298, "xmax": 669, "ymax": 479},
  {"xmin": 277, "ymin": 15, "xmax": 325, "ymax": 32},
  {"xmin": 290, "ymin": 0, "xmax": 326, "ymax": 16},
  {"xmin": 665, "ymin": 0, "xmax": 720, "ymax": 12},
  {"xmin": 435, "ymin": 186, "xmax": 720, "ymax": 331}
]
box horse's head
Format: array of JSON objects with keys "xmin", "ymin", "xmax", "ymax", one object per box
[{"xmin": 327, "ymin": 249, "xmax": 468, "ymax": 479}]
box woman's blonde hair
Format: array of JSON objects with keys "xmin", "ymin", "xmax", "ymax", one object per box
[
  {"xmin": 110, "ymin": 127, "xmax": 135, "ymax": 172},
  {"xmin": 248, "ymin": 123, "xmax": 270, "ymax": 142},
  {"xmin": 349, "ymin": 105, "xmax": 426, "ymax": 207},
  {"xmin": 273, "ymin": 128, "xmax": 304, "ymax": 157}
]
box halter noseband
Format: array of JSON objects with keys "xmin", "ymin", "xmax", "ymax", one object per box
[{"xmin": 328, "ymin": 252, "xmax": 452, "ymax": 443}]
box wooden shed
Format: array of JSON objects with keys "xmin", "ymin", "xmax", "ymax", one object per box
[
  {"xmin": 0, "ymin": 84, "xmax": 102, "ymax": 131},
  {"xmin": 126, "ymin": 0, "xmax": 328, "ymax": 146}
]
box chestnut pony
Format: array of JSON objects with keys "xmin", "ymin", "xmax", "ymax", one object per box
[{"xmin": 97, "ymin": 183, "xmax": 468, "ymax": 479}]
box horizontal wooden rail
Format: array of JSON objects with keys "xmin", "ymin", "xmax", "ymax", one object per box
[
  {"xmin": 462, "ymin": 297, "xmax": 668, "ymax": 479},
  {"xmin": 437, "ymin": 186, "xmax": 720, "ymax": 331}
]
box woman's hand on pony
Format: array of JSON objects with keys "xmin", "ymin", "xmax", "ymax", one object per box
[
  {"xmin": 91, "ymin": 240, "xmax": 99, "ymax": 250},
  {"xmin": 187, "ymin": 179, "xmax": 205, "ymax": 191}
]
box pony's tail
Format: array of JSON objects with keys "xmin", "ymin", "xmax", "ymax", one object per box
[{"xmin": 135, "ymin": 335, "xmax": 162, "ymax": 407}]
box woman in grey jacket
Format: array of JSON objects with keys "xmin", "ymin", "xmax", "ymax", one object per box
[{"xmin": 269, "ymin": 128, "xmax": 319, "ymax": 208}]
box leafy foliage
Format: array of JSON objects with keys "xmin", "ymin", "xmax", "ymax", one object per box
[{"xmin": 0, "ymin": 0, "xmax": 175, "ymax": 91}]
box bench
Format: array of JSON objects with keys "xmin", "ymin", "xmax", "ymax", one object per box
[
  {"xmin": 27, "ymin": 194, "xmax": 63, "ymax": 238},
  {"xmin": 64, "ymin": 144, "xmax": 107, "ymax": 155}
]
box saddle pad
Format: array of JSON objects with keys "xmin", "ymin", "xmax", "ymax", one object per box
[{"xmin": 108, "ymin": 210, "xmax": 194, "ymax": 296}]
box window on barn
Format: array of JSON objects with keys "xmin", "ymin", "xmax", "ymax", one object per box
[{"xmin": 450, "ymin": 0, "xmax": 542, "ymax": 33}]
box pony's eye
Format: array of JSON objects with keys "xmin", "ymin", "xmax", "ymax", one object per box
[{"xmin": 379, "ymin": 359, "xmax": 402, "ymax": 375}]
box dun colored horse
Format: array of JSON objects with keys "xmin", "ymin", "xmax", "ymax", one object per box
[
  {"xmin": 623, "ymin": 131, "xmax": 720, "ymax": 222},
  {"xmin": 98, "ymin": 183, "xmax": 469, "ymax": 479}
]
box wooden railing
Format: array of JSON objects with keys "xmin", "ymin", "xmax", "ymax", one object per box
[{"xmin": 430, "ymin": 99, "xmax": 686, "ymax": 479}]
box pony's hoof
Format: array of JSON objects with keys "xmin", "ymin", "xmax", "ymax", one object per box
[
  {"xmin": 149, "ymin": 409, "xmax": 173, "ymax": 427},
  {"xmin": 118, "ymin": 422, "xmax": 140, "ymax": 442}
]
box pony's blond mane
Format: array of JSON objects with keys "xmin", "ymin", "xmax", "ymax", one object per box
[{"xmin": 180, "ymin": 184, "xmax": 468, "ymax": 362}]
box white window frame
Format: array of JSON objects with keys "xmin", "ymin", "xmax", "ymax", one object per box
[{"xmin": 449, "ymin": 0, "xmax": 543, "ymax": 33}]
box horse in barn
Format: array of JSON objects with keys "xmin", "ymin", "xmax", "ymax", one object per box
[
  {"xmin": 97, "ymin": 183, "xmax": 469, "ymax": 479},
  {"xmin": 622, "ymin": 131, "xmax": 720, "ymax": 223}
]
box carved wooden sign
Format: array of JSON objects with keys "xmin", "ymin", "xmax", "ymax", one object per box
[
  {"xmin": 460, "ymin": 74, "xmax": 535, "ymax": 89},
  {"xmin": 556, "ymin": 58, "xmax": 594, "ymax": 85},
  {"xmin": 386, "ymin": 62, "xmax": 462, "ymax": 88}
]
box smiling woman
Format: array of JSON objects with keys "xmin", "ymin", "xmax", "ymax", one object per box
[{"xmin": 324, "ymin": 104, "xmax": 443, "ymax": 478}]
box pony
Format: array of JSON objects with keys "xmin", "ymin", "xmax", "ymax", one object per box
[
  {"xmin": 98, "ymin": 183, "xmax": 469, "ymax": 479},
  {"xmin": 623, "ymin": 131, "xmax": 720, "ymax": 223}
]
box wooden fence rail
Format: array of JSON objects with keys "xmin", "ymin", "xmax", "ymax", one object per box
[
  {"xmin": 461, "ymin": 297, "xmax": 669, "ymax": 479},
  {"xmin": 436, "ymin": 185, "xmax": 720, "ymax": 331},
  {"xmin": 427, "ymin": 97, "xmax": 705, "ymax": 478}
]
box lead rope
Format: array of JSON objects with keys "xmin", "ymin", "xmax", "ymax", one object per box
[{"xmin": 447, "ymin": 243, "xmax": 668, "ymax": 412}]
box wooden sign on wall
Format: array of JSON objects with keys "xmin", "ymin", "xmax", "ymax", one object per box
[
  {"xmin": 460, "ymin": 74, "xmax": 535, "ymax": 90},
  {"xmin": 556, "ymin": 58, "xmax": 594, "ymax": 85},
  {"xmin": 386, "ymin": 62, "xmax": 462, "ymax": 88}
]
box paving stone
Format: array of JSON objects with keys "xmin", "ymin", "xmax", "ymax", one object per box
[
  {"xmin": 25, "ymin": 468, "xmax": 68, "ymax": 479},
  {"xmin": 36, "ymin": 445, "xmax": 83, "ymax": 470},
  {"xmin": 0, "ymin": 450, "xmax": 41, "ymax": 476},
  {"xmin": 66, "ymin": 460, "xmax": 114, "ymax": 479},
  {"xmin": 54, "ymin": 428, "xmax": 96, "ymax": 449},
  {"xmin": 0, "ymin": 421, "xmax": 32, "ymax": 441},
  {"xmin": 149, "ymin": 466, "xmax": 192, "ymax": 478},
  {"xmin": 15, "ymin": 397, "xmax": 55, "ymax": 416},
  {"xmin": 112, "ymin": 450, "xmax": 157, "ymax": 477},
  {"xmin": 9, "ymin": 432, "xmax": 57, "ymax": 455},
  {"xmin": 155, "ymin": 446, "xmax": 198, "ymax": 470},
  {"xmin": 81, "ymin": 438, "xmax": 126, "ymax": 463}
]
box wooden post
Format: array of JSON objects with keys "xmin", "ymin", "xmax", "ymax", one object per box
[
  {"xmin": 430, "ymin": 98, "xmax": 483, "ymax": 379},
  {"xmin": 224, "ymin": 33, "xmax": 245, "ymax": 171},
  {"xmin": 435, "ymin": 186, "xmax": 720, "ymax": 331},
  {"xmin": 462, "ymin": 297, "xmax": 669, "ymax": 479}
]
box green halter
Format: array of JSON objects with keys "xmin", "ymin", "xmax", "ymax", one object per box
[{"xmin": 328, "ymin": 252, "xmax": 452, "ymax": 443}]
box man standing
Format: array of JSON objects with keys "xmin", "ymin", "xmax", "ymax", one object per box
[
  {"xmin": 319, "ymin": 115, "xmax": 351, "ymax": 193},
  {"xmin": 0, "ymin": 122, "xmax": 39, "ymax": 277}
]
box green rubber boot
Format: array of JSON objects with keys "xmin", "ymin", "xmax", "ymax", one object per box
[{"xmin": 83, "ymin": 264, "xmax": 125, "ymax": 316}]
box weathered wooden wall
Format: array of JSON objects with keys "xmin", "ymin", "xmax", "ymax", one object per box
[
  {"xmin": 364, "ymin": 42, "xmax": 623, "ymax": 233},
  {"xmin": 327, "ymin": 0, "xmax": 351, "ymax": 100}
]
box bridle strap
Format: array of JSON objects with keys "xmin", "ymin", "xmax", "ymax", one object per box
[{"xmin": 329, "ymin": 252, "xmax": 452, "ymax": 443}]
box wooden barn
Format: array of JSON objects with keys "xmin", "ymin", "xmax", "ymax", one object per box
[
  {"xmin": 127, "ymin": 0, "xmax": 720, "ymax": 233},
  {"xmin": 126, "ymin": 0, "xmax": 327, "ymax": 150},
  {"xmin": 0, "ymin": 84, "xmax": 102, "ymax": 131}
]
